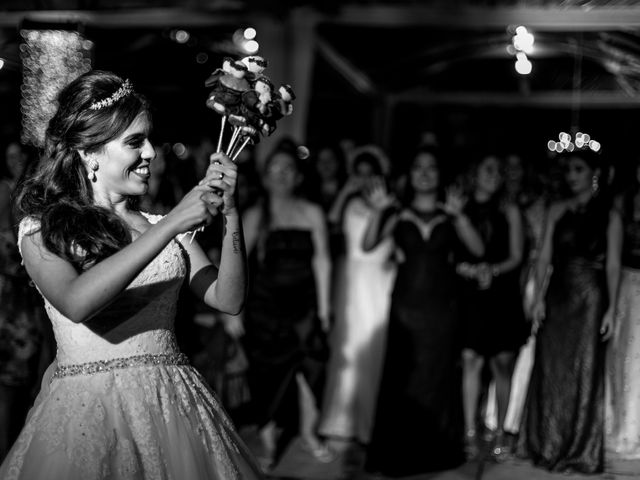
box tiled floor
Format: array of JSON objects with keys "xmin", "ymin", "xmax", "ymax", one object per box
[{"xmin": 239, "ymin": 428, "xmax": 640, "ymax": 480}]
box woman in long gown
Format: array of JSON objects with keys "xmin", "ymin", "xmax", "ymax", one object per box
[
  {"xmin": 605, "ymin": 160, "xmax": 640, "ymax": 474},
  {"xmin": 242, "ymin": 139, "xmax": 333, "ymax": 468},
  {"xmin": 319, "ymin": 146, "xmax": 395, "ymax": 445},
  {"xmin": 0, "ymin": 70, "xmax": 262, "ymax": 479},
  {"xmin": 362, "ymin": 146, "xmax": 484, "ymax": 476},
  {"xmin": 457, "ymin": 154, "xmax": 528, "ymax": 459},
  {"xmin": 517, "ymin": 147, "xmax": 622, "ymax": 474}
]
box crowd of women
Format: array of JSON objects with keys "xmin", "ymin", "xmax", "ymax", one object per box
[{"xmin": 3, "ymin": 114, "xmax": 640, "ymax": 477}]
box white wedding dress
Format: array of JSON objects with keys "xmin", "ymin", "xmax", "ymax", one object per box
[
  {"xmin": 319, "ymin": 197, "xmax": 395, "ymax": 443},
  {"xmin": 0, "ymin": 215, "xmax": 262, "ymax": 480}
]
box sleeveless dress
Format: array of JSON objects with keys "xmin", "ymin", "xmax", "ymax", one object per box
[
  {"xmin": 243, "ymin": 229, "xmax": 327, "ymax": 434},
  {"xmin": 0, "ymin": 215, "xmax": 262, "ymax": 480},
  {"xmin": 517, "ymin": 198, "xmax": 608, "ymax": 473},
  {"xmin": 319, "ymin": 197, "xmax": 395, "ymax": 444},
  {"xmin": 460, "ymin": 198, "xmax": 527, "ymax": 356},
  {"xmin": 605, "ymin": 205, "xmax": 640, "ymax": 474},
  {"xmin": 365, "ymin": 211, "xmax": 465, "ymax": 476}
]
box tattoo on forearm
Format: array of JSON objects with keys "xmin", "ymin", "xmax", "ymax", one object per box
[{"xmin": 232, "ymin": 231, "xmax": 241, "ymax": 254}]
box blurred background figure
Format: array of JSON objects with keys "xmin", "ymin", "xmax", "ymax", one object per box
[
  {"xmin": 362, "ymin": 145, "xmax": 483, "ymax": 477},
  {"xmin": 308, "ymin": 142, "xmax": 347, "ymax": 215},
  {"xmin": 0, "ymin": 139, "xmax": 52, "ymax": 462},
  {"xmin": 242, "ymin": 138, "xmax": 334, "ymax": 471},
  {"xmin": 518, "ymin": 149, "xmax": 622, "ymax": 474},
  {"xmin": 456, "ymin": 153, "xmax": 527, "ymax": 460},
  {"xmin": 307, "ymin": 142, "xmax": 348, "ymax": 268},
  {"xmin": 605, "ymin": 154, "xmax": 640, "ymax": 475},
  {"xmin": 319, "ymin": 145, "xmax": 395, "ymax": 446}
]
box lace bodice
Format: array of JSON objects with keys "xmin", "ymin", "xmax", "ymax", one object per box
[{"xmin": 18, "ymin": 213, "xmax": 187, "ymax": 365}]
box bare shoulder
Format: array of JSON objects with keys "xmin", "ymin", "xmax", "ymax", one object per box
[
  {"xmin": 547, "ymin": 200, "xmax": 569, "ymax": 221},
  {"xmin": 299, "ymin": 199, "xmax": 325, "ymax": 223}
]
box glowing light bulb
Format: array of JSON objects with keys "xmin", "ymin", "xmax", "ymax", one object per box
[
  {"xmin": 548, "ymin": 140, "xmax": 557, "ymax": 151},
  {"xmin": 244, "ymin": 40, "xmax": 259, "ymax": 54},
  {"xmin": 175, "ymin": 30, "xmax": 190, "ymax": 44},
  {"xmin": 173, "ymin": 143, "xmax": 187, "ymax": 158},
  {"xmin": 515, "ymin": 26, "xmax": 528, "ymax": 36},
  {"xmin": 244, "ymin": 28, "xmax": 257, "ymax": 40},
  {"xmin": 515, "ymin": 58, "xmax": 532, "ymax": 75},
  {"xmin": 514, "ymin": 32, "xmax": 535, "ymax": 54}
]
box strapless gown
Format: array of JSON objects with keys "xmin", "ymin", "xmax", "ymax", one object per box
[{"xmin": 0, "ymin": 214, "xmax": 262, "ymax": 480}]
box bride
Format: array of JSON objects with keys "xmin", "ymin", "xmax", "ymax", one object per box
[{"xmin": 0, "ymin": 70, "xmax": 262, "ymax": 479}]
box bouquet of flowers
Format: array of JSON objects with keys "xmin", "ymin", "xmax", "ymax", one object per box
[
  {"xmin": 204, "ymin": 55, "xmax": 295, "ymax": 161},
  {"xmin": 190, "ymin": 55, "xmax": 295, "ymax": 242}
]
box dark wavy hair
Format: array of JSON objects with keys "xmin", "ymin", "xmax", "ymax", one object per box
[
  {"xmin": 399, "ymin": 144, "xmax": 445, "ymax": 206},
  {"xmin": 14, "ymin": 70, "xmax": 150, "ymax": 270}
]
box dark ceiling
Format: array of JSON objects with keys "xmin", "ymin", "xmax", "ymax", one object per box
[{"xmin": 2, "ymin": 1, "xmax": 640, "ymax": 164}]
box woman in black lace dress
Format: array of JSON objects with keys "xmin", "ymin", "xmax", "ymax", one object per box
[
  {"xmin": 361, "ymin": 146, "xmax": 484, "ymax": 476},
  {"xmin": 517, "ymin": 148, "xmax": 622, "ymax": 473}
]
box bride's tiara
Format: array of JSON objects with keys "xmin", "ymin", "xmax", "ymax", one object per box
[
  {"xmin": 89, "ymin": 79, "xmax": 133, "ymax": 110},
  {"xmin": 547, "ymin": 131, "xmax": 601, "ymax": 154}
]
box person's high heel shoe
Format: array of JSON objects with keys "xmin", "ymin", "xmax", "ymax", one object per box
[
  {"xmin": 300, "ymin": 438, "xmax": 336, "ymax": 463},
  {"xmin": 464, "ymin": 429, "xmax": 479, "ymax": 461}
]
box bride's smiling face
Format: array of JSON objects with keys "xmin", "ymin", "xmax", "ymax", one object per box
[{"xmin": 89, "ymin": 113, "xmax": 156, "ymax": 199}]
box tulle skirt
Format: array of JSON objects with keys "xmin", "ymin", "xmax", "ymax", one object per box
[{"xmin": 0, "ymin": 356, "xmax": 262, "ymax": 480}]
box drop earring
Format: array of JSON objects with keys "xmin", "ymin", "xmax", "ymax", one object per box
[
  {"xmin": 592, "ymin": 175, "xmax": 599, "ymax": 194},
  {"xmin": 87, "ymin": 158, "xmax": 99, "ymax": 182}
]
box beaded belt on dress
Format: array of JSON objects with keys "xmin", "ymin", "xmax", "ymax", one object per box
[{"xmin": 52, "ymin": 352, "xmax": 190, "ymax": 379}]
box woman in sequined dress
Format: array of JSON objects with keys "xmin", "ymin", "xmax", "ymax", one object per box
[
  {"xmin": 517, "ymin": 148, "xmax": 622, "ymax": 474},
  {"xmin": 605, "ymin": 158, "xmax": 640, "ymax": 475},
  {"xmin": 0, "ymin": 70, "xmax": 262, "ymax": 479}
]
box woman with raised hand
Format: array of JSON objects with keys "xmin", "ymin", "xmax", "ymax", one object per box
[
  {"xmin": 318, "ymin": 145, "xmax": 396, "ymax": 446},
  {"xmin": 363, "ymin": 145, "xmax": 483, "ymax": 476},
  {"xmin": 0, "ymin": 70, "xmax": 262, "ymax": 479}
]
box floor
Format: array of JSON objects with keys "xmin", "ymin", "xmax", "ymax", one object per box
[{"xmin": 240, "ymin": 428, "xmax": 640, "ymax": 480}]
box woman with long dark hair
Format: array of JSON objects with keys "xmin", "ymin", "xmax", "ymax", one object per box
[
  {"xmin": 362, "ymin": 145, "xmax": 484, "ymax": 476},
  {"xmin": 457, "ymin": 153, "xmax": 528, "ymax": 460},
  {"xmin": 0, "ymin": 70, "xmax": 262, "ymax": 479},
  {"xmin": 517, "ymin": 145, "xmax": 622, "ymax": 473}
]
